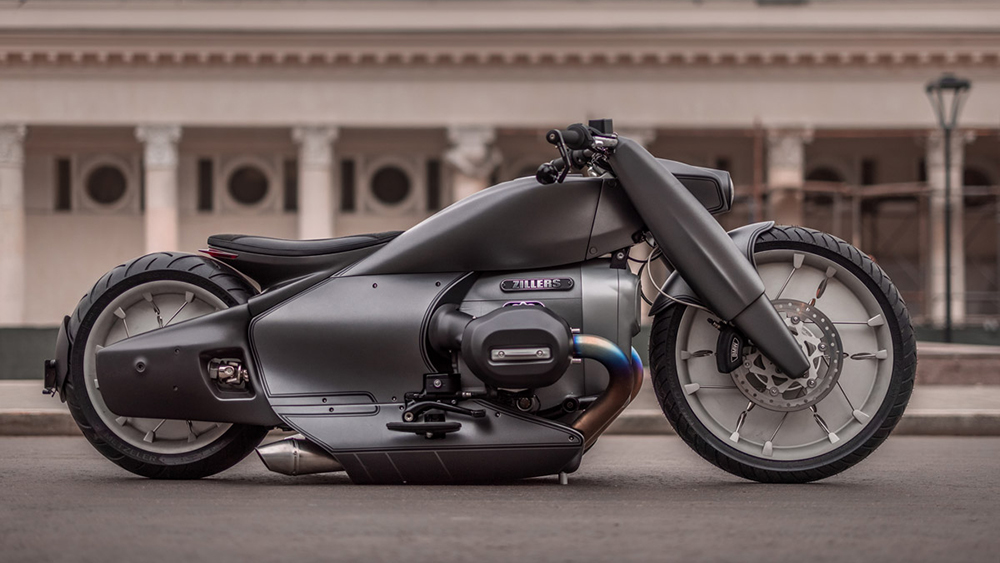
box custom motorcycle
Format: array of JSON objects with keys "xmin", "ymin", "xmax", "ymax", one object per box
[{"xmin": 44, "ymin": 120, "xmax": 915, "ymax": 484}]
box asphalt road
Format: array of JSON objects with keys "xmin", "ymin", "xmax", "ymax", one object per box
[{"xmin": 2, "ymin": 436, "xmax": 998, "ymax": 563}]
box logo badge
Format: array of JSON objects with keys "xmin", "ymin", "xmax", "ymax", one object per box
[{"xmin": 500, "ymin": 278, "xmax": 574, "ymax": 292}]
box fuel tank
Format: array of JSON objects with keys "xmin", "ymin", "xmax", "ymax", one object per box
[{"xmin": 347, "ymin": 175, "xmax": 641, "ymax": 276}]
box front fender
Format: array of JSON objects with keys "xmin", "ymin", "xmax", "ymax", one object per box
[{"xmin": 648, "ymin": 221, "xmax": 775, "ymax": 317}]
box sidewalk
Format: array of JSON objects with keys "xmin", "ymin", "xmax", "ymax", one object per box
[{"xmin": 3, "ymin": 378, "xmax": 999, "ymax": 436}]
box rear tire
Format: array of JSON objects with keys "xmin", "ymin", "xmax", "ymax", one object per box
[
  {"xmin": 650, "ymin": 226, "xmax": 916, "ymax": 483},
  {"xmin": 65, "ymin": 252, "xmax": 269, "ymax": 479}
]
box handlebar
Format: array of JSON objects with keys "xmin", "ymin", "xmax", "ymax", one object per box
[
  {"xmin": 537, "ymin": 119, "xmax": 619, "ymax": 184},
  {"xmin": 546, "ymin": 123, "xmax": 593, "ymax": 151}
]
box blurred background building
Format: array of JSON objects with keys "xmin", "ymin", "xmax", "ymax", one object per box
[{"xmin": 0, "ymin": 0, "xmax": 998, "ymax": 345}]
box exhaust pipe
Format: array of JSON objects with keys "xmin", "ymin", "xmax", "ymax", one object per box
[
  {"xmin": 571, "ymin": 335, "xmax": 641, "ymax": 449},
  {"xmin": 256, "ymin": 435, "xmax": 345, "ymax": 476}
]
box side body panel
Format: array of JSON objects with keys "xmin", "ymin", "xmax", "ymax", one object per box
[{"xmin": 251, "ymin": 273, "xmax": 461, "ymax": 400}]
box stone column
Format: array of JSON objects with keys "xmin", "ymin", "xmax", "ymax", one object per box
[
  {"xmin": 445, "ymin": 126, "xmax": 500, "ymax": 202},
  {"xmin": 136, "ymin": 125, "xmax": 182, "ymax": 254},
  {"xmin": 926, "ymin": 130, "xmax": 971, "ymax": 327},
  {"xmin": 293, "ymin": 126, "xmax": 338, "ymax": 240},
  {"xmin": 0, "ymin": 125, "xmax": 26, "ymax": 325},
  {"xmin": 766, "ymin": 129, "xmax": 813, "ymax": 226}
]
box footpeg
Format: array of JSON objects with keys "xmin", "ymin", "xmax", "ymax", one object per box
[
  {"xmin": 386, "ymin": 421, "xmax": 462, "ymax": 435},
  {"xmin": 402, "ymin": 401, "xmax": 485, "ymax": 421}
]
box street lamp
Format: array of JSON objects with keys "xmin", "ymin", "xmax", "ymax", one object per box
[{"xmin": 925, "ymin": 73, "xmax": 971, "ymax": 343}]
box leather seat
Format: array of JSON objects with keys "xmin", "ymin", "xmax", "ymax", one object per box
[{"xmin": 208, "ymin": 231, "xmax": 402, "ymax": 257}]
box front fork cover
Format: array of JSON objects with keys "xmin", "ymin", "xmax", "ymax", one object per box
[
  {"xmin": 609, "ymin": 137, "xmax": 808, "ymax": 377},
  {"xmin": 649, "ymin": 221, "xmax": 775, "ymax": 317}
]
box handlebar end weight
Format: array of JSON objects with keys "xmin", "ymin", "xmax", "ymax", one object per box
[{"xmin": 535, "ymin": 162, "xmax": 560, "ymax": 185}]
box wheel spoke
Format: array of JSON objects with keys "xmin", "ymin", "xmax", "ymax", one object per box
[
  {"xmin": 729, "ymin": 401, "xmax": 755, "ymax": 443},
  {"xmin": 849, "ymin": 350, "xmax": 888, "ymax": 360},
  {"xmin": 825, "ymin": 314, "xmax": 884, "ymax": 326},
  {"xmin": 684, "ymin": 383, "xmax": 738, "ymax": 395},
  {"xmin": 143, "ymin": 419, "xmax": 167, "ymax": 443},
  {"xmin": 836, "ymin": 381, "xmax": 871, "ymax": 424},
  {"xmin": 680, "ymin": 349, "xmax": 713, "ymax": 360},
  {"xmin": 113, "ymin": 307, "xmax": 130, "ymax": 337},
  {"xmin": 762, "ymin": 412, "xmax": 788, "ymax": 457},
  {"xmin": 810, "ymin": 405, "xmax": 840, "ymax": 444},
  {"xmin": 809, "ymin": 266, "xmax": 837, "ymax": 306},
  {"xmin": 774, "ymin": 253, "xmax": 805, "ymax": 300},
  {"xmin": 143, "ymin": 292, "xmax": 164, "ymax": 328},
  {"xmin": 164, "ymin": 291, "xmax": 195, "ymax": 326}
]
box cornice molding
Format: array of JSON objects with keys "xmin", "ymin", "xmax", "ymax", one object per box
[{"xmin": 1, "ymin": 44, "xmax": 998, "ymax": 70}]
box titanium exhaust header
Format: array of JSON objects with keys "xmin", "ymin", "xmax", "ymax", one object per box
[{"xmin": 570, "ymin": 335, "xmax": 643, "ymax": 449}]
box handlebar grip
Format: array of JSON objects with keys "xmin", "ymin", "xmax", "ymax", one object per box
[{"xmin": 545, "ymin": 123, "xmax": 593, "ymax": 150}]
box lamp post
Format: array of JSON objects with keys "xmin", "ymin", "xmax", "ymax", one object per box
[{"xmin": 925, "ymin": 73, "xmax": 971, "ymax": 343}]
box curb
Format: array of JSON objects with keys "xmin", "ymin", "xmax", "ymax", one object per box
[{"xmin": 3, "ymin": 408, "xmax": 1000, "ymax": 437}]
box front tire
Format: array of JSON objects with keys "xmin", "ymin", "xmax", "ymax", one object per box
[
  {"xmin": 650, "ymin": 226, "xmax": 916, "ymax": 483},
  {"xmin": 65, "ymin": 253, "xmax": 269, "ymax": 479}
]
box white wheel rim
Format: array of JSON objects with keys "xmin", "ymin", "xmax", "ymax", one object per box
[
  {"xmin": 83, "ymin": 280, "xmax": 233, "ymax": 455},
  {"xmin": 675, "ymin": 249, "xmax": 894, "ymax": 461}
]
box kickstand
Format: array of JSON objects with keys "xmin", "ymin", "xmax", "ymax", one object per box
[{"xmin": 558, "ymin": 472, "xmax": 569, "ymax": 486}]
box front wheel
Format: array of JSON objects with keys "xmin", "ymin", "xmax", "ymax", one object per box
[{"xmin": 650, "ymin": 226, "xmax": 916, "ymax": 483}]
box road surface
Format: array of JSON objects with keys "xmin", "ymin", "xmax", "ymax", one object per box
[{"xmin": 2, "ymin": 435, "xmax": 997, "ymax": 563}]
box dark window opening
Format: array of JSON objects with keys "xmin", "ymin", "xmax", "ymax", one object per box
[
  {"xmin": 340, "ymin": 159, "xmax": 356, "ymax": 212},
  {"xmin": 371, "ymin": 166, "xmax": 411, "ymax": 205},
  {"xmin": 283, "ymin": 159, "xmax": 298, "ymax": 212},
  {"xmin": 197, "ymin": 158, "xmax": 213, "ymax": 212},
  {"xmin": 963, "ymin": 167, "xmax": 993, "ymax": 187},
  {"xmin": 918, "ymin": 158, "xmax": 927, "ymax": 183},
  {"xmin": 426, "ymin": 159, "xmax": 442, "ymax": 211},
  {"xmin": 55, "ymin": 157, "xmax": 71, "ymax": 211},
  {"xmin": 227, "ymin": 166, "xmax": 269, "ymax": 206},
  {"xmin": 861, "ymin": 159, "xmax": 877, "ymax": 186},
  {"xmin": 86, "ymin": 165, "xmax": 127, "ymax": 205},
  {"xmin": 805, "ymin": 166, "xmax": 845, "ymax": 183}
]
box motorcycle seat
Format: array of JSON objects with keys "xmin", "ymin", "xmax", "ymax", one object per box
[{"xmin": 207, "ymin": 231, "xmax": 402, "ymax": 258}]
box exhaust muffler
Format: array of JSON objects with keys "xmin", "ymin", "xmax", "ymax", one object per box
[{"xmin": 256, "ymin": 435, "xmax": 345, "ymax": 476}]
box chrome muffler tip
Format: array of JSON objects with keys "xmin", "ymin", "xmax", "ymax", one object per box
[{"xmin": 255, "ymin": 435, "xmax": 345, "ymax": 476}]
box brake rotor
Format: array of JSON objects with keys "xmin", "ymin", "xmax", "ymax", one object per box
[{"xmin": 730, "ymin": 299, "xmax": 844, "ymax": 412}]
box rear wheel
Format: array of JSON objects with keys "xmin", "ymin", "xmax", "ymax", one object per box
[
  {"xmin": 650, "ymin": 226, "xmax": 916, "ymax": 483},
  {"xmin": 66, "ymin": 253, "xmax": 269, "ymax": 479}
]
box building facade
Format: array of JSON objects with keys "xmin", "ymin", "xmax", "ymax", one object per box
[{"xmin": 1, "ymin": 0, "xmax": 998, "ymax": 331}]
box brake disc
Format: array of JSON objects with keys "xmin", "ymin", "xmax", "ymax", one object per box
[{"xmin": 730, "ymin": 299, "xmax": 844, "ymax": 412}]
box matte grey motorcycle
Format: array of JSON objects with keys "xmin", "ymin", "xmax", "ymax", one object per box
[{"xmin": 44, "ymin": 120, "xmax": 915, "ymax": 484}]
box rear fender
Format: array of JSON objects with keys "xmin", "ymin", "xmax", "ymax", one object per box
[{"xmin": 42, "ymin": 315, "xmax": 72, "ymax": 402}]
